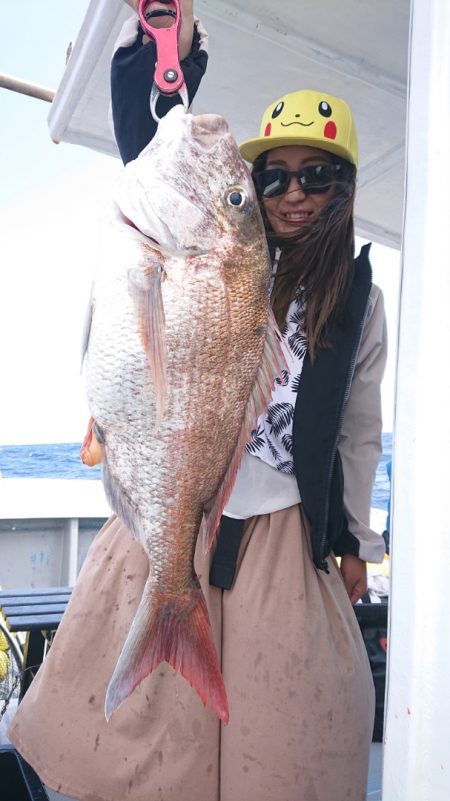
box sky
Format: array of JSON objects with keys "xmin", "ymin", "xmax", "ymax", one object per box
[
  {"xmin": 0, "ymin": 3, "xmax": 121, "ymax": 446},
  {"xmin": 0, "ymin": 3, "xmax": 401, "ymax": 446}
]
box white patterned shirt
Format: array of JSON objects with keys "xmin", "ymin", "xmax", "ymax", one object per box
[{"xmin": 245, "ymin": 288, "xmax": 307, "ymax": 475}]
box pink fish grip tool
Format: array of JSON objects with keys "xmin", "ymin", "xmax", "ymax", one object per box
[{"xmin": 138, "ymin": 0, "xmax": 189, "ymax": 121}]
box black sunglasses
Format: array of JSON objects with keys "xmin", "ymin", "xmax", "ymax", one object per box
[{"xmin": 253, "ymin": 163, "xmax": 342, "ymax": 198}]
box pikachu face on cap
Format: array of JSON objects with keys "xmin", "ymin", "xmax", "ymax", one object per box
[{"xmin": 240, "ymin": 89, "xmax": 358, "ymax": 167}]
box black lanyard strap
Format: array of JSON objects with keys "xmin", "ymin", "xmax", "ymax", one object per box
[{"xmin": 209, "ymin": 516, "xmax": 246, "ymax": 590}]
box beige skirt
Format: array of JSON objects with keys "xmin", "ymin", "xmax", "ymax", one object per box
[{"xmin": 8, "ymin": 506, "xmax": 374, "ymax": 801}]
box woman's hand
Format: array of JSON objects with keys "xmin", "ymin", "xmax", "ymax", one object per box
[
  {"xmin": 340, "ymin": 554, "xmax": 368, "ymax": 605},
  {"xmin": 123, "ymin": 0, "xmax": 194, "ymax": 60}
]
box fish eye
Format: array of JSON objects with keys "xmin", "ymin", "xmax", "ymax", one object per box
[
  {"xmin": 226, "ymin": 187, "xmax": 247, "ymax": 209},
  {"xmin": 318, "ymin": 101, "xmax": 332, "ymax": 117},
  {"xmin": 271, "ymin": 101, "xmax": 284, "ymax": 119}
]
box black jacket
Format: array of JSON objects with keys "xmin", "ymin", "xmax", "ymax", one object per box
[{"xmin": 294, "ymin": 245, "xmax": 372, "ymax": 569}]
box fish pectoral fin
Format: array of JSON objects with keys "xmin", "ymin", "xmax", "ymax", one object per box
[
  {"xmin": 105, "ymin": 583, "xmax": 229, "ymax": 724},
  {"xmin": 128, "ymin": 248, "xmax": 166, "ymax": 426},
  {"xmin": 80, "ymin": 417, "xmax": 104, "ymax": 466},
  {"xmin": 202, "ymin": 308, "xmax": 289, "ymax": 551}
]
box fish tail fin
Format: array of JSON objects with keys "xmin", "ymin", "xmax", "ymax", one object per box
[{"xmin": 105, "ymin": 583, "xmax": 229, "ymax": 724}]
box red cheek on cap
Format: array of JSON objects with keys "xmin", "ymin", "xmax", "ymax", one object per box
[
  {"xmin": 324, "ymin": 121, "xmax": 337, "ymax": 140},
  {"xmin": 264, "ymin": 123, "xmax": 272, "ymax": 137}
]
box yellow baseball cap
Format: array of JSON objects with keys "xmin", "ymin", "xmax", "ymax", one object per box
[{"xmin": 239, "ymin": 89, "xmax": 358, "ymax": 167}]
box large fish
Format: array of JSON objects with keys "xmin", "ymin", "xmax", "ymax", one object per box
[{"xmin": 82, "ymin": 105, "xmax": 286, "ymax": 724}]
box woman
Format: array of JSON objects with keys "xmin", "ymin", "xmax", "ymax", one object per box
[{"xmin": 8, "ymin": 3, "xmax": 387, "ymax": 800}]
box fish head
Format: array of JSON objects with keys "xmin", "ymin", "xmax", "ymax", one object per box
[{"xmin": 113, "ymin": 106, "xmax": 267, "ymax": 259}]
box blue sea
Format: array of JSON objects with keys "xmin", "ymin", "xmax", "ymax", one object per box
[{"xmin": 0, "ymin": 433, "xmax": 392, "ymax": 515}]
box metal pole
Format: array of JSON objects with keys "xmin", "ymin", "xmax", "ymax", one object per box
[
  {"xmin": 0, "ymin": 73, "xmax": 54, "ymax": 103},
  {"xmin": 383, "ymin": 0, "xmax": 450, "ymax": 797},
  {"xmin": 62, "ymin": 519, "xmax": 79, "ymax": 586}
]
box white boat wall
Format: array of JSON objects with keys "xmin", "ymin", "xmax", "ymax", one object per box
[{"xmin": 0, "ymin": 480, "xmax": 110, "ymax": 589}]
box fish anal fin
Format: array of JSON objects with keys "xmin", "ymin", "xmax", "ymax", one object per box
[
  {"xmin": 105, "ymin": 584, "xmax": 229, "ymax": 724},
  {"xmin": 203, "ymin": 308, "xmax": 289, "ymax": 550},
  {"xmin": 128, "ymin": 245, "xmax": 166, "ymax": 426}
]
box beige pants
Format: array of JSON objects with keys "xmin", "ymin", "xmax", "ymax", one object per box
[{"xmin": 9, "ymin": 506, "xmax": 374, "ymax": 801}]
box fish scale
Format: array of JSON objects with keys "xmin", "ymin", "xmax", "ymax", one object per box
[{"xmin": 82, "ymin": 105, "xmax": 287, "ymax": 724}]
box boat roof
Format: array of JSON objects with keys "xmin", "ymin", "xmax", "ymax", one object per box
[{"xmin": 48, "ymin": 0, "xmax": 410, "ymax": 248}]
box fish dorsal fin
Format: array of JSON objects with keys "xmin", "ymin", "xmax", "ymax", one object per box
[
  {"xmin": 202, "ymin": 308, "xmax": 289, "ymax": 552},
  {"xmin": 128, "ymin": 242, "xmax": 166, "ymax": 426}
]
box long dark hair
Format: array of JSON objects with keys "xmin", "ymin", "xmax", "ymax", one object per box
[{"xmin": 252, "ymin": 153, "xmax": 357, "ymax": 359}]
